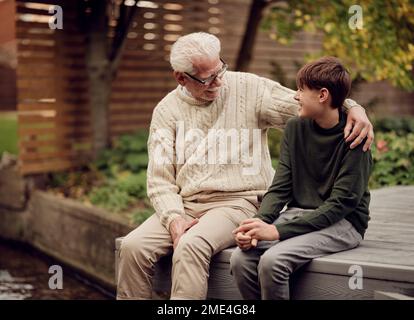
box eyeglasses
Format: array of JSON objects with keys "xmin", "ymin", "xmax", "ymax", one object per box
[{"xmin": 184, "ymin": 58, "xmax": 228, "ymax": 86}]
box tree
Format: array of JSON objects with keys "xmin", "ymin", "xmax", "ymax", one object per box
[
  {"xmin": 81, "ymin": 0, "xmax": 139, "ymax": 157},
  {"xmin": 260, "ymin": 0, "xmax": 414, "ymax": 91},
  {"xmin": 236, "ymin": 0, "xmax": 272, "ymax": 71}
]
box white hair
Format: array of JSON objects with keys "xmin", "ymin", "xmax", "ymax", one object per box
[{"xmin": 170, "ymin": 32, "xmax": 221, "ymax": 74}]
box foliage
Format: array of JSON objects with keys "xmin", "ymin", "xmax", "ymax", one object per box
[
  {"xmin": 94, "ymin": 131, "xmax": 149, "ymax": 177},
  {"xmin": 262, "ymin": 0, "xmax": 414, "ymax": 90},
  {"xmin": 89, "ymin": 185, "xmax": 134, "ymax": 213},
  {"xmin": 267, "ymin": 128, "xmax": 283, "ymax": 168},
  {"xmin": 48, "ymin": 166, "xmax": 104, "ymax": 199},
  {"xmin": 86, "ymin": 170, "xmax": 148, "ymax": 213},
  {"xmin": 369, "ymin": 131, "xmax": 414, "ymax": 189},
  {"xmin": 49, "ymin": 130, "xmax": 152, "ymax": 224},
  {"xmin": 372, "ymin": 117, "xmax": 414, "ymax": 135},
  {"xmin": 116, "ymin": 170, "xmax": 148, "ymax": 198}
]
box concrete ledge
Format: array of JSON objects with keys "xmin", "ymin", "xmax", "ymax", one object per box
[{"xmin": 27, "ymin": 191, "xmax": 133, "ymax": 289}]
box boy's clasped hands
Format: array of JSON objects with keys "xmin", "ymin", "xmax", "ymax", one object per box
[{"xmin": 232, "ymin": 218, "xmax": 280, "ymax": 251}]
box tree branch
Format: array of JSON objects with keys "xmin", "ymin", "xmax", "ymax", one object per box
[{"xmin": 235, "ymin": 0, "xmax": 272, "ymax": 71}]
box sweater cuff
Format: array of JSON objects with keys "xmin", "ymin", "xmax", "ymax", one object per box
[
  {"xmin": 253, "ymin": 213, "xmax": 274, "ymax": 224},
  {"xmin": 274, "ymin": 223, "xmax": 293, "ymax": 241},
  {"xmin": 162, "ymin": 212, "xmax": 185, "ymax": 232},
  {"xmin": 274, "ymin": 221, "xmax": 307, "ymax": 241},
  {"xmin": 343, "ymin": 99, "xmax": 365, "ymax": 111}
]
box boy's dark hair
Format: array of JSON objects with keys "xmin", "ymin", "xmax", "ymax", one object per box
[{"xmin": 296, "ymin": 56, "xmax": 351, "ymax": 108}]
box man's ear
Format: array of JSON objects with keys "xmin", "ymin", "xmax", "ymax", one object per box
[
  {"xmin": 319, "ymin": 88, "xmax": 330, "ymax": 103},
  {"xmin": 174, "ymin": 71, "xmax": 186, "ymax": 86}
]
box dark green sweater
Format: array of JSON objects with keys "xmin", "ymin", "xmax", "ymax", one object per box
[{"xmin": 255, "ymin": 110, "xmax": 373, "ymax": 240}]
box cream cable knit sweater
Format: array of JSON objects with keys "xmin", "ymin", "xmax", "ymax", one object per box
[{"xmin": 146, "ymin": 71, "xmax": 356, "ymax": 230}]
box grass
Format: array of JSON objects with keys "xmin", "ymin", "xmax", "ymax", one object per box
[{"xmin": 0, "ymin": 112, "xmax": 18, "ymax": 155}]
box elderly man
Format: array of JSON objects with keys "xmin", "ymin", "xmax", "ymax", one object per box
[{"xmin": 116, "ymin": 32, "xmax": 373, "ymax": 300}]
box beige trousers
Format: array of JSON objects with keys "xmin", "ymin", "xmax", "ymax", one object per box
[{"xmin": 116, "ymin": 196, "xmax": 258, "ymax": 300}]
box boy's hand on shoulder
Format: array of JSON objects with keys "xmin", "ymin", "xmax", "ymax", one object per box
[{"xmin": 232, "ymin": 218, "xmax": 280, "ymax": 245}]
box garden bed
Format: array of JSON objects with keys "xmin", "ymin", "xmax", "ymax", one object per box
[{"xmin": 46, "ymin": 130, "xmax": 155, "ymax": 226}]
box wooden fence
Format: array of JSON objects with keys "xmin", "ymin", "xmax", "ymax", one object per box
[
  {"xmin": 16, "ymin": 0, "xmax": 91, "ymax": 174},
  {"xmin": 0, "ymin": 0, "xmax": 17, "ymax": 111}
]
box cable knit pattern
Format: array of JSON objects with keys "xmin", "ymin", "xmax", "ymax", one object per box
[{"xmin": 146, "ymin": 71, "xmax": 357, "ymax": 230}]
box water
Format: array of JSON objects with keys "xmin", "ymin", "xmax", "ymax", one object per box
[{"xmin": 0, "ymin": 239, "xmax": 112, "ymax": 300}]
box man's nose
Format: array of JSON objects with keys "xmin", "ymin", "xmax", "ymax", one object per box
[{"xmin": 210, "ymin": 76, "xmax": 223, "ymax": 87}]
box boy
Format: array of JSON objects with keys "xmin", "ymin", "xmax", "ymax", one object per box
[{"xmin": 230, "ymin": 56, "xmax": 373, "ymax": 300}]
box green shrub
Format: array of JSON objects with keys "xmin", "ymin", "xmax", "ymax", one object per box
[
  {"xmin": 369, "ymin": 132, "xmax": 414, "ymax": 189},
  {"xmin": 125, "ymin": 153, "xmax": 149, "ymax": 172},
  {"xmin": 49, "ymin": 171, "xmax": 69, "ymax": 189},
  {"xmin": 49, "ymin": 130, "xmax": 150, "ymax": 215},
  {"xmin": 117, "ymin": 171, "xmax": 147, "ymax": 199},
  {"xmin": 267, "ymin": 128, "xmax": 283, "ymax": 167},
  {"xmin": 88, "ymin": 170, "xmax": 148, "ymax": 213},
  {"xmin": 372, "ymin": 117, "xmax": 414, "ymax": 136},
  {"xmin": 89, "ymin": 186, "xmax": 133, "ymax": 213},
  {"xmin": 94, "ymin": 130, "xmax": 149, "ymax": 176},
  {"xmin": 48, "ymin": 167, "xmax": 104, "ymax": 198}
]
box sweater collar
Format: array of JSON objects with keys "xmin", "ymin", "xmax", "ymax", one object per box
[
  {"xmin": 311, "ymin": 108, "xmax": 346, "ymax": 135},
  {"xmin": 176, "ymin": 85, "xmax": 214, "ymax": 106}
]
